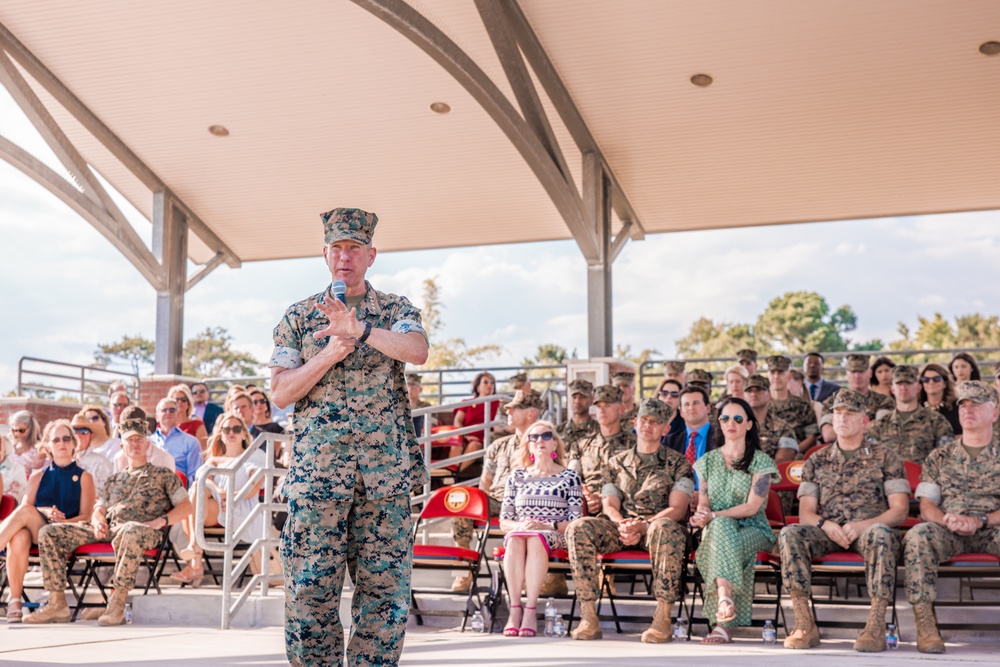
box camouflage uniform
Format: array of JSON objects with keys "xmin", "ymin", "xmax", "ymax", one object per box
[
  {"xmin": 779, "ymin": 442, "xmax": 909, "ymax": 599},
  {"xmin": 556, "ymin": 417, "xmax": 599, "ymax": 449},
  {"xmin": 272, "ymin": 211, "xmax": 428, "ymax": 667},
  {"xmin": 820, "ymin": 389, "xmax": 895, "ymax": 426},
  {"xmin": 37, "ymin": 464, "xmax": 185, "ymax": 593},
  {"xmin": 869, "ymin": 406, "xmax": 954, "ymax": 464},
  {"xmin": 566, "ymin": 445, "xmax": 693, "ymax": 602},
  {"xmin": 770, "ymin": 393, "xmax": 819, "ymax": 443},
  {"xmin": 619, "ymin": 405, "xmax": 639, "ymax": 434},
  {"xmin": 569, "ymin": 429, "xmax": 636, "ymax": 494},
  {"xmin": 903, "ymin": 435, "xmax": 1000, "ymax": 603},
  {"xmin": 757, "ymin": 409, "xmax": 798, "ymax": 459},
  {"xmin": 451, "ymin": 433, "xmax": 518, "ymax": 546}
]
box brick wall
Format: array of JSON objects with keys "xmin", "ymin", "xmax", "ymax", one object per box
[
  {"xmin": 137, "ymin": 374, "xmax": 202, "ymax": 414},
  {"xmin": 0, "ymin": 398, "xmax": 83, "ymax": 432}
]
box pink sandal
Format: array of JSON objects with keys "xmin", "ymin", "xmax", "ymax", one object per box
[
  {"xmin": 503, "ymin": 604, "xmax": 522, "ymax": 637},
  {"xmin": 6, "ymin": 600, "xmax": 23, "ymax": 623},
  {"xmin": 519, "ymin": 606, "xmax": 538, "ymax": 637}
]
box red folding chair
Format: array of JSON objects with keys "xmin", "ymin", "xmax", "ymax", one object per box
[
  {"xmin": 410, "ymin": 485, "xmax": 490, "ymax": 631},
  {"xmin": 900, "ymin": 461, "xmax": 923, "ymax": 529},
  {"xmin": 774, "ymin": 460, "xmax": 804, "ymax": 524},
  {"xmin": 491, "ymin": 545, "xmax": 575, "ymax": 633}
]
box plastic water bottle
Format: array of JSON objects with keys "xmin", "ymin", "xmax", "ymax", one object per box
[
  {"xmin": 673, "ymin": 618, "xmax": 688, "ymax": 641},
  {"xmin": 544, "ymin": 598, "xmax": 557, "ymax": 637},
  {"xmin": 552, "ymin": 614, "xmax": 566, "ymax": 637},
  {"xmin": 124, "ymin": 603, "xmax": 133, "ymax": 625},
  {"xmin": 762, "ymin": 619, "xmax": 776, "ymax": 644},
  {"xmin": 470, "ymin": 610, "xmax": 484, "ymax": 633},
  {"xmin": 886, "ymin": 623, "xmax": 898, "ymax": 650}
]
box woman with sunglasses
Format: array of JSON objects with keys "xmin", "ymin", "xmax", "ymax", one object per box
[
  {"xmin": 655, "ymin": 378, "xmax": 686, "ymax": 438},
  {"xmin": 70, "ymin": 413, "xmax": 114, "ymax": 496},
  {"xmin": 77, "ymin": 404, "xmax": 120, "ymax": 462},
  {"xmin": 918, "ymin": 363, "xmax": 961, "ymax": 434},
  {"xmin": 690, "ymin": 398, "xmax": 779, "ymax": 644},
  {"xmin": 172, "ymin": 413, "xmax": 267, "ymax": 586},
  {"xmin": 168, "ymin": 384, "xmax": 210, "ymax": 450},
  {"xmin": 0, "ymin": 419, "xmax": 94, "ymax": 622},
  {"xmin": 498, "ymin": 421, "xmax": 582, "ymax": 637},
  {"xmin": 6, "ymin": 410, "xmax": 46, "ymax": 477},
  {"xmin": 248, "ymin": 388, "xmax": 285, "ymax": 434}
]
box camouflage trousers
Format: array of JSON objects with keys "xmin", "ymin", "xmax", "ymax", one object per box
[
  {"xmin": 280, "ymin": 471, "xmax": 412, "ymax": 667},
  {"xmin": 37, "ymin": 521, "xmax": 162, "ymax": 592},
  {"xmin": 565, "ymin": 516, "xmax": 686, "ymax": 603},
  {"xmin": 779, "ymin": 523, "xmax": 899, "ymax": 600},
  {"xmin": 451, "ymin": 496, "xmax": 502, "ymax": 547},
  {"xmin": 902, "ymin": 523, "xmax": 1000, "ymax": 603}
]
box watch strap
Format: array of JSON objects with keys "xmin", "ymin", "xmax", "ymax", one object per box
[{"xmin": 357, "ymin": 320, "xmax": 372, "ymax": 344}]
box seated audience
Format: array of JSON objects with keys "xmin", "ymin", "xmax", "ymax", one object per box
[
  {"xmin": 868, "ymin": 365, "xmax": 954, "ymax": 463},
  {"xmin": 870, "ymin": 356, "xmax": 897, "ymax": 398},
  {"xmin": 248, "ymin": 387, "xmax": 285, "ymax": 434},
  {"xmin": 919, "ymin": 362, "xmax": 961, "ymax": 434},
  {"xmin": 406, "ymin": 373, "xmax": 435, "ymax": 438},
  {"xmin": 0, "ymin": 435, "xmax": 28, "ymax": 503},
  {"xmin": 720, "ymin": 364, "xmax": 748, "ymax": 403},
  {"xmin": 743, "ymin": 375, "xmax": 799, "ymax": 463},
  {"xmin": 6, "ymin": 410, "xmax": 46, "ymax": 477},
  {"xmin": 112, "ymin": 409, "xmax": 176, "ymax": 474},
  {"xmin": 655, "ymin": 378, "xmax": 685, "ymax": 437},
  {"xmin": 78, "ymin": 403, "xmax": 121, "ymax": 461},
  {"xmin": 818, "ymin": 355, "xmax": 894, "ymax": 445},
  {"xmin": 613, "ymin": 371, "xmax": 638, "ymax": 432},
  {"xmin": 690, "ymin": 398, "xmax": 779, "ymax": 644},
  {"xmin": 0, "ymin": 420, "xmax": 95, "ymax": 622},
  {"xmin": 499, "ymin": 421, "xmax": 582, "ymax": 637},
  {"xmin": 802, "ymin": 352, "xmax": 841, "ymax": 403},
  {"xmin": 949, "ymin": 352, "xmax": 981, "ymax": 383},
  {"xmin": 452, "ymin": 372, "xmax": 500, "ymax": 473},
  {"xmin": 107, "ymin": 391, "xmax": 131, "ymax": 438},
  {"xmin": 25, "ymin": 407, "xmax": 192, "ymax": 626},
  {"xmin": 736, "ymin": 348, "xmax": 758, "ymax": 375},
  {"xmin": 788, "ymin": 369, "xmax": 807, "ymax": 398},
  {"xmin": 569, "ymin": 385, "xmax": 635, "ymax": 515},
  {"xmin": 168, "ymin": 384, "xmax": 209, "ymax": 449},
  {"xmin": 191, "ymin": 381, "xmax": 224, "ymax": 434},
  {"xmin": 70, "ymin": 413, "xmax": 114, "ymax": 495},
  {"xmin": 557, "ymin": 379, "xmax": 598, "ymax": 448},
  {"xmin": 150, "ymin": 398, "xmax": 203, "ymax": 486},
  {"xmin": 663, "ymin": 360, "xmax": 687, "ymax": 386}
]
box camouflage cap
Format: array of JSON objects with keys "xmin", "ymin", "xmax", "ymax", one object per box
[
  {"xmin": 611, "ymin": 371, "xmax": 636, "ymax": 387},
  {"xmin": 766, "ymin": 355, "xmax": 791, "ymax": 372},
  {"xmin": 568, "ymin": 378, "xmax": 594, "ymax": 397},
  {"xmin": 891, "ymin": 365, "xmax": 918, "ymax": 384},
  {"xmin": 664, "ymin": 360, "xmax": 686, "ymax": 375},
  {"xmin": 744, "ymin": 374, "xmax": 770, "ymax": 391},
  {"xmin": 118, "ymin": 405, "xmax": 149, "ymax": 439},
  {"xmin": 736, "ymin": 348, "xmax": 758, "ymax": 362},
  {"xmin": 832, "ymin": 389, "xmax": 867, "ymax": 412},
  {"xmin": 405, "ymin": 373, "xmax": 422, "ymax": 386},
  {"xmin": 955, "ymin": 380, "xmax": 999, "ymax": 405},
  {"xmin": 637, "ymin": 398, "xmax": 673, "ymax": 423},
  {"xmin": 508, "ymin": 372, "xmax": 529, "ymax": 389},
  {"xmin": 504, "ymin": 389, "xmax": 545, "ymax": 411},
  {"xmin": 845, "ymin": 354, "xmax": 871, "ymax": 372},
  {"xmin": 321, "ymin": 207, "xmax": 378, "ymax": 245},
  {"xmin": 688, "ymin": 368, "xmax": 713, "ymax": 384},
  {"xmin": 593, "ymin": 384, "xmax": 623, "ymax": 404}
]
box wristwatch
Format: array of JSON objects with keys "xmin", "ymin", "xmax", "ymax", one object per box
[
  {"xmin": 978, "ymin": 515, "xmax": 989, "ymax": 529},
  {"xmin": 816, "ymin": 518, "xmax": 826, "ymax": 529},
  {"xmin": 552, "ymin": 521, "xmax": 558, "ymax": 531}
]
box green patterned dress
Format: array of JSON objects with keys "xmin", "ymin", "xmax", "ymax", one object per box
[{"xmin": 693, "ymin": 449, "xmax": 779, "ymax": 628}]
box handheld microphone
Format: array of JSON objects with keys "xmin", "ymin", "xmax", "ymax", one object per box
[{"xmin": 331, "ymin": 280, "xmax": 347, "ymax": 305}]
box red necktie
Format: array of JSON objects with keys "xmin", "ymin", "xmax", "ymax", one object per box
[{"xmin": 686, "ymin": 431, "xmax": 697, "ymax": 466}]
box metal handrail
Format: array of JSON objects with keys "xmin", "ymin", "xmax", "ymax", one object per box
[
  {"xmin": 194, "ymin": 431, "xmax": 290, "ymax": 629},
  {"xmin": 16, "ymin": 356, "xmax": 139, "ymax": 404}
]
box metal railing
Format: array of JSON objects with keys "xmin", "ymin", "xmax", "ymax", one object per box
[
  {"xmin": 194, "ymin": 431, "xmax": 289, "ymax": 629},
  {"xmin": 16, "ymin": 357, "xmax": 139, "ymax": 404}
]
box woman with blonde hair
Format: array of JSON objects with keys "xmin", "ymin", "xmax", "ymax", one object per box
[
  {"xmin": 722, "ymin": 364, "xmax": 749, "ymax": 403},
  {"xmin": 498, "ymin": 421, "xmax": 583, "ymax": 637},
  {"xmin": 6, "ymin": 410, "xmax": 46, "ymax": 477},
  {"xmin": 168, "ymin": 384, "xmax": 209, "ymax": 449},
  {"xmin": 77, "ymin": 404, "xmax": 120, "ymax": 462}
]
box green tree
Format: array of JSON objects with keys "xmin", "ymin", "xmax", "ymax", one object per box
[
  {"xmin": 754, "ymin": 291, "xmax": 856, "ymax": 353},
  {"xmin": 418, "ymin": 277, "xmax": 504, "ymax": 369},
  {"xmin": 522, "ymin": 343, "xmax": 574, "ymax": 367},
  {"xmin": 95, "ymin": 335, "xmax": 155, "ymax": 375},
  {"xmin": 674, "ymin": 318, "xmax": 760, "ymax": 358},
  {"xmin": 182, "ymin": 327, "xmax": 261, "ymax": 377}
]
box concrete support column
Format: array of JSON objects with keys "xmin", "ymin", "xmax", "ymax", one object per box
[
  {"xmin": 152, "ymin": 191, "xmax": 187, "ymax": 375},
  {"xmin": 583, "ymin": 151, "xmax": 612, "ymax": 358}
]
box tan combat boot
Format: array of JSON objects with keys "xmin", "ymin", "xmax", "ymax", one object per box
[
  {"xmin": 540, "ymin": 573, "xmax": 569, "ymax": 597},
  {"xmin": 640, "ymin": 600, "xmax": 674, "ymax": 643},
  {"xmin": 23, "ymin": 591, "xmax": 71, "ymax": 624},
  {"xmin": 853, "ymin": 597, "xmax": 888, "ymax": 652},
  {"xmin": 98, "ymin": 588, "xmax": 130, "ymax": 626},
  {"xmin": 913, "ymin": 602, "xmax": 945, "ymax": 654},
  {"xmin": 783, "ymin": 591, "xmax": 820, "ymax": 649},
  {"xmin": 570, "ymin": 600, "xmax": 602, "ymax": 640}
]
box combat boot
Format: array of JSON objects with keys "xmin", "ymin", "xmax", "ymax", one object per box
[
  {"xmin": 540, "ymin": 573, "xmax": 568, "ymax": 597},
  {"xmin": 913, "ymin": 602, "xmax": 945, "ymax": 654},
  {"xmin": 853, "ymin": 597, "xmax": 888, "ymax": 652},
  {"xmin": 640, "ymin": 600, "xmax": 674, "ymax": 643},
  {"xmin": 570, "ymin": 600, "xmax": 602, "ymax": 640},
  {"xmin": 23, "ymin": 591, "xmax": 71, "ymax": 624},
  {"xmin": 783, "ymin": 591, "xmax": 820, "ymax": 649},
  {"xmin": 98, "ymin": 588, "xmax": 130, "ymax": 626}
]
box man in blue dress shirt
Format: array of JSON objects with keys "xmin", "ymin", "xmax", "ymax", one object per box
[{"xmin": 150, "ymin": 397, "xmax": 203, "ymax": 487}]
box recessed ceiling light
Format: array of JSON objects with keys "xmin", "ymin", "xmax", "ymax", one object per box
[
  {"xmin": 980, "ymin": 41, "xmax": 1000, "ymax": 56},
  {"xmin": 430, "ymin": 102, "xmax": 451, "ymax": 114},
  {"xmin": 208, "ymin": 125, "xmax": 230, "ymax": 137},
  {"xmin": 690, "ymin": 74, "xmax": 713, "ymax": 88}
]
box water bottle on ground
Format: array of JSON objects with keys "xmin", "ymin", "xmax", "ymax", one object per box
[
  {"xmin": 673, "ymin": 618, "xmax": 688, "ymax": 642},
  {"xmin": 762, "ymin": 619, "xmax": 776, "ymax": 644},
  {"xmin": 886, "ymin": 623, "xmax": 899, "ymax": 650},
  {"xmin": 544, "ymin": 598, "xmax": 557, "ymax": 637},
  {"xmin": 124, "ymin": 603, "xmax": 133, "ymax": 625},
  {"xmin": 470, "ymin": 610, "xmax": 485, "ymax": 633},
  {"xmin": 552, "ymin": 614, "xmax": 566, "ymax": 637}
]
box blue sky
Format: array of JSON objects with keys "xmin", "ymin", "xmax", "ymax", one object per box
[{"xmin": 2, "ymin": 91, "xmax": 999, "ymax": 393}]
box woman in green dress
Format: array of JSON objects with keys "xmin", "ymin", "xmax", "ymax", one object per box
[{"xmin": 691, "ymin": 397, "xmax": 780, "ymax": 643}]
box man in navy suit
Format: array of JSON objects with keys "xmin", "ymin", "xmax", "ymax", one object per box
[
  {"xmin": 190, "ymin": 382, "xmax": 224, "ymax": 433},
  {"xmin": 803, "ymin": 353, "xmax": 841, "ymax": 403}
]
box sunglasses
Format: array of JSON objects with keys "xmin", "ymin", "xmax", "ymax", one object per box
[
  {"xmin": 50, "ymin": 435, "xmax": 74, "ymax": 443},
  {"xmin": 657, "ymin": 390, "xmax": 680, "ymax": 398},
  {"xmin": 192, "ymin": 389, "xmax": 208, "ymax": 395},
  {"xmin": 252, "ymin": 399, "xmax": 268, "ymax": 406},
  {"xmin": 73, "ymin": 428, "xmax": 92, "ymax": 435},
  {"xmin": 86, "ymin": 415, "xmax": 103, "ymax": 422},
  {"xmin": 920, "ymin": 376, "xmax": 944, "ymax": 384},
  {"xmin": 718, "ymin": 415, "xmax": 747, "ymax": 425},
  {"xmin": 174, "ymin": 396, "xmax": 189, "ymax": 403},
  {"xmin": 10, "ymin": 427, "xmax": 27, "ymax": 434},
  {"xmin": 159, "ymin": 407, "xmax": 178, "ymax": 413},
  {"xmin": 527, "ymin": 431, "xmax": 554, "ymax": 442},
  {"xmin": 221, "ymin": 425, "xmax": 244, "ymax": 435}
]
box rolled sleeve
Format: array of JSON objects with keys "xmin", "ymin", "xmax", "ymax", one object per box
[
  {"xmin": 391, "ymin": 298, "xmax": 428, "ymax": 343},
  {"xmin": 672, "ymin": 477, "xmax": 695, "ymax": 498},
  {"xmin": 914, "ymin": 481, "xmax": 941, "ymax": 504},
  {"xmin": 601, "ymin": 483, "xmax": 624, "ymax": 499},
  {"xmin": 269, "ymin": 345, "xmax": 302, "ymax": 370},
  {"xmin": 798, "ymin": 481, "xmax": 819, "ymax": 499},
  {"xmin": 884, "ymin": 478, "xmax": 911, "ymax": 497},
  {"xmin": 169, "ymin": 486, "xmax": 189, "ymax": 506},
  {"xmin": 778, "ymin": 436, "xmax": 799, "ymax": 450}
]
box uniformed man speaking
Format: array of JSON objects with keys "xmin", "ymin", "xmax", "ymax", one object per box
[{"xmin": 270, "ymin": 208, "xmax": 428, "ymax": 667}]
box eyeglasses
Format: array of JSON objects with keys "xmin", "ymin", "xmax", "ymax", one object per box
[
  {"xmin": 527, "ymin": 431, "xmax": 554, "ymax": 442},
  {"xmin": 252, "ymin": 399, "xmax": 268, "ymax": 406},
  {"xmin": 10, "ymin": 427, "xmax": 27, "ymax": 434},
  {"xmin": 192, "ymin": 389, "xmax": 208, "ymax": 395},
  {"xmin": 111, "ymin": 402, "xmax": 129, "ymax": 409},
  {"xmin": 159, "ymin": 407, "xmax": 178, "ymax": 413},
  {"xmin": 86, "ymin": 415, "xmax": 102, "ymax": 422},
  {"xmin": 718, "ymin": 415, "xmax": 746, "ymax": 425},
  {"xmin": 657, "ymin": 390, "xmax": 680, "ymax": 398},
  {"xmin": 73, "ymin": 428, "xmax": 92, "ymax": 435},
  {"xmin": 221, "ymin": 425, "xmax": 244, "ymax": 435},
  {"xmin": 50, "ymin": 435, "xmax": 74, "ymax": 443},
  {"xmin": 174, "ymin": 396, "xmax": 189, "ymax": 403},
  {"xmin": 920, "ymin": 376, "xmax": 944, "ymax": 384}
]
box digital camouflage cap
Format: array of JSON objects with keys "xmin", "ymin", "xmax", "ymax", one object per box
[
  {"xmin": 744, "ymin": 374, "xmax": 770, "ymax": 391},
  {"xmin": 593, "ymin": 385, "xmax": 623, "ymax": 404},
  {"xmin": 736, "ymin": 348, "xmax": 758, "ymax": 362},
  {"xmin": 891, "ymin": 365, "xmax": 918, "ymax": 384},
  {"xmin": 832, "ymin": 388, "xmax": 866, "ymax": 412},
  {"xmin": 507, "ymin": 372, "xmax": 528, "ymax": 389},
  {"xmin": 845, "ymin": 354, "xmax": 871, "ymax": 372},
  {"xmin": 322, "ymin": 207, "xmax": 378, "ymax": 245},
  {"xmin": 664, "ymin": 360, "xmax": 686, "ymax": 375},
  {"xmin": 568, "ymin": 378, "xmax": 594, "ymax": 396},
  {"xmin": 766, "ymin": 355, "xmax": 791, "ymax": 372},
  {"xmin": 688, "ymin": 368, "xmax": 713, "ymax": 384},
  {"xmin": 612, "ymin": 371, "xmax": 636, "ymax": 387},
  {"xmin": 504, "ymin": 389, "xmax": 545, "ymax": 411},
  {"xmin": 405, "ymin": 373, "xmax": 422, "ymax": 386},
  {"xmin": 636, "ymin": 398, "xmax": 673, "ymax": 423},
  {"xmin": 955, "ymin": 380, "xmax": 999, "ymax": 405},
  {"xmin": 118, "ymin": 405, "xmax": 149, "ymax": 439}
]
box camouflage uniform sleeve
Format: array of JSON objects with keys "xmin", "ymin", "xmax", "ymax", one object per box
[
  {"xmin": 915, "ymin": 449, "xmax": 943, "ymax": 504},
  {"xmin": 164, "ymin": 469, "xmax": 188, "ymax": 506},
  {"xmin": 931, "ymin": 410, "xmax": 955, "ymax": 448},
  {"xmin": 601, "ymin": 455, "xmax": 623, "ymax": 498},
  {"xmin": 881, "ymin": 449, "xmax": 910, "ymax": 497},
  {"xmin": 482, "ymin": 440, "xmax": 499, "ymax": 477},
  {"xmin": 269, "ymin": 304, "xmax": 303, "ymax": 369},
  {"xmin": 818, "ymin": 394, "xmax": 835, "ymax": 427},
  {"xmin": 672, "ymin": 455, "xmax": 695, "ymax": 497},
  {"xmin": 389, "ymin": 295, "xmax": 428, "ymax": 342},
  {"xmin": 798, "ymin": 457, "xmax": 819, "ymax": 499}
]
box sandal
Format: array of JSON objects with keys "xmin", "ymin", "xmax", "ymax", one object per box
[
  {"xmin": 6, "ymin": 600, "xmax": 23, "ymax": 623},
  {"xmin": 715, "ymin": 593, "xmax": 737, "ymax": 624},
  {"xmin": 519, "ymin": 606, "xmax": 537, "ymax": 637},
  {"xmin": 503, "ymin": 604, "xmax": 522, "ymax": 637},
  {"xmin": 170, "ymin": 564, "xmax": 205, "ymax": 588},
  {"xmin": 702, "ymin": 625, "xmax": 734, "ymax": 644}
]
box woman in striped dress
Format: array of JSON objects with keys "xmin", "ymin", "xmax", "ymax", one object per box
[{"xmin": 500, "ymin": 420, "xmax": 583, "ymax": 637}]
